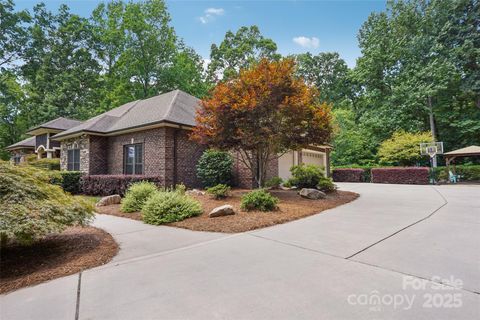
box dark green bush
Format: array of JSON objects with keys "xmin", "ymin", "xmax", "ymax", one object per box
[
  {"xmin": 60, "ymin": 171, "xmax": 83, "ymax": 194},
  {"xmin": 240, "ymin": 189, "xmax": 279, "ymax": 211},
  {"xmin": 265, "ymin": 176, "xmax": 283, "ymax": 189},
  {"xmin": 121, "ymin": 181, "xmax": 158, "ymax": 213},
  {"xmin": 432, "ymin": 165, "xmax": 480, "ymax": 182},
  {"xmin": 0, "ymin": 161, "xmax": 93, "ymax": 246},
  {"xmin": 317, "ymin": 177, "xmax": 336, "ymax": 192},
  {"xmin": 196, "ymin": 149, "xmax": 233, "ymax": 187},
  {"xmin": 206, "ymin": 184, "xmax": 231, "ymax": 199},
  {"xmin": 142, "ymin": 191, "xmax": 202, "ymax": 225},
  {"xmin": 288, "ymin": 164, "xmax": 324, "ymax": 188}
]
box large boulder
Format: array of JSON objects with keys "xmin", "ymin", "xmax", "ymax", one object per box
[
  {"xmin": 299, "ymin": 188, "xmax": 326, "ymax": 200},
  {"xmin": 209, "ymin": 204, "xmax": 236, "ymax": 218},
  {"xmin": 96, "ymin": 194, "xmax": 122, "ymax": 207}
]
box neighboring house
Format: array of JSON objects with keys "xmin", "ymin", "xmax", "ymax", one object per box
[
  {"xmin": 5, "ymin": 117, "xmax": 83, "ymax": 163},
  {"xmin": 6, "ymin": 90, "xmax": 331, "ymax": 188}
]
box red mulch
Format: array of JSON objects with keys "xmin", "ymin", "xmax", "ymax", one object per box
[
  {"xmin": 96, "ymin": 189, "xmax": 359, "ymax": 233},
  {"xmin": 0, "ymin": 226, "xmax": 118, "ymax": 294}
]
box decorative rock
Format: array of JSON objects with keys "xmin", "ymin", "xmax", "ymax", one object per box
[
  {"xmin": 186, "ymin": 189, "xmax": 205, "ymax": 196},
  {"xmin": 299, "ymin": 188, "xmax": 326, "ymax": 200},
  {"xmin": 209, "ymin": 204, "xmax": 236, "ymax": 218},
  {"xmin": 96, "ymin": 195, "xmax": 121, "ymax": 207}
]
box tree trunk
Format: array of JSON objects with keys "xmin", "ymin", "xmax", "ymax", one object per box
[{"xmin": 427, "ymin": 96, "xmax": 437, "ymax": 141}]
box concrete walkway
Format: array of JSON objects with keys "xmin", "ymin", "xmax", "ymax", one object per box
[{"xmin": 1, "ymin": 183, "xmax": 479, "ymax": 319}]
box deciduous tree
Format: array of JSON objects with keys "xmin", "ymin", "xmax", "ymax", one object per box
[{"xmin": 192, "ymin": 59, "xmax": 332, "ymax": 187}]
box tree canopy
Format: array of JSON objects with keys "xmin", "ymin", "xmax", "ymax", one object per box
[
  {"xmin": 192, "ymin": 59, "xmax": 332, "ymax": 187},
  {"xmin": 0, "ymin": 0, "xmax": 478, "ymax": 166}
]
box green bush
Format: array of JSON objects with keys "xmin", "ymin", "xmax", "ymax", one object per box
[
  {"xmin": 240, "ymin": 189, "xmax": 279, "ymax": 211},
  {"xmin": 433, "ymin": 165, "xmax": 480, "ymax": 182},
  {"xmin": 265, "ymin": 176, "xmax": 283, "ymax": 189},
  {"xmin": 142, "ymin": 191, "xmax": 202, "ymax": 225},
  {"xmin": 206, "ymin": 184, "xmax": 231, "ymax": 199},
  {"xmin": 288, "ymin": 164, "xmax": 324, "ymax": 188},
  {"xmin": 196, "ymin": 149, "xmax": 234, "ymax": 187},
  {"xmin": 25, "ymin": 158, "xmax": 61, "ymax": 171},
  {"xmin": 317, "ymin": 177, "xmax": 336, "ymax": 192},
  {"xmin": 60, "ymin": 171, "xmax": 83, "ymax": 194},
  {"xmin": 174, "ymin": 183, "xmax": 187, "ymax": 195},
  {"xmin": 121, "ymin": 181, "xmax": 158, "ymax": 213},
  {"xmin": 0, "ymin": 161, "xmax": 93, "ymax": 246}
]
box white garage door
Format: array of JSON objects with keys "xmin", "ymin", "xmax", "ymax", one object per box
[{"xmin": 301, "ymin": 150, "xmax": 326, "ymax": 171}]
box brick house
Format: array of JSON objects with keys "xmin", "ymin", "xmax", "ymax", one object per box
[{"xmin": 6, "ymin": 90, "xmax": 331, "ymax": 188}]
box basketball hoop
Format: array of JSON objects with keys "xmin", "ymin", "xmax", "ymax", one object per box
[{"xmin": 420, "ymin": 142, "xmax": 443, "ymax": 158}]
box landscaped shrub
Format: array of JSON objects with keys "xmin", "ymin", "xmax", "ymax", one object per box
[
  {"xmin": 81, "ymin": 175, "xmax": 163, "ymax": 196},
  {"xmin": 240, "ymin": 189, "xmax": 279, "ymax": 211},
  {"xmin": 121, "ymin": 181, "xmax": 158, "ymax": 213},
  {"xmin": 288, "ymin": 164, "xmax": 324, "ymax": 188},
  {"xmin": 25, "ymin": 158, "xmax": 61, "ymax": 171},
  {"xmin": 0, "ymin": 161, "xmax": 93, "ymax": 246},
  {"xmin": 60, "ymin": 171, "xmax": 83, "ymax": 194},
  {"xmin": 371, "ymin": 167, "xmax": 429, "ymax": 184},
  {"xmin": 432, "ymin": 165, "xmax": 480, "ymax": 182},
  {"xmin": 317, "ymin": 177, "xmax": 336, "ymax": 192},
  {"xmin": 206, "ymin": 184, "xmax": 231, "ymax": 199},
  {"xmin": 332, "ymin": 168, "xmax": 364, "ymax": 182},
  {"xmin": 196, "ymin": 149, "xmax": 234, "ymax": 187},
  {"xmin": 265, "ymin": 176, "xmax": 283, "ymax": 189},
  {"xmin": 142, "ymin": 191, "xmax": 202, "ymax": 225}
]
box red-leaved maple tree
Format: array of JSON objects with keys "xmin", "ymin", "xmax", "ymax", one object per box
[{"xmin": 191, "ymin": 58, "xmax": 332, "ymax": 187}]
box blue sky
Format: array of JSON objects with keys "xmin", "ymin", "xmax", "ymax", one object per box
[{"xmin": 15, "ymin": 0, "xmax": 387, "ymax": 67}]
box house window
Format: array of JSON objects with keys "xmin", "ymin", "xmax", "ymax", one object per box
[
  {"xmin": 67, "ymin": 149, "xmax": 80, "ymax": 171},
  {"xmin": 13, "ymin": 156, "xmax": 21, "ymax": 165},
  {"xmin": 124, "ymin": 144, "xmax": 143, "ymax": 175}
]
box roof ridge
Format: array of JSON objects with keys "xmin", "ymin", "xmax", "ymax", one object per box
[{"xmin": 164, "ymin": 89, "xmax": 181, "ymax": 121}]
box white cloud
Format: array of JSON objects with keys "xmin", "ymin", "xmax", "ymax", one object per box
[
  {"xmin": 199, "ymin": 8, "xmax": 225, "ymax": 24},
  {"xmin": 293, "ymin": 36, "xmax": 320, "ymax": 49}
]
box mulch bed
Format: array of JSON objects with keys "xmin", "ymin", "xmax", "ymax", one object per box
[
  {"xmin": 0, "ymin": 226, "xmax": 118, "ymax": 294},
  {"xmin": 96, "ymin": 189, "xmax": 359, "ymax": 233}
]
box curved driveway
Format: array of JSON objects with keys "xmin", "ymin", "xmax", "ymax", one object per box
[{"xmin": 1, "ymin": 183, "xmax": 479, "ymax": 319}]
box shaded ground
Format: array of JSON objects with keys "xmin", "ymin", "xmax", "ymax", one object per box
[
  {"xmin": 0, "ymin": 226, "xmax": 118, "ymax": 294},
  {"xmin": 96, "ymin": 189, "xmax": 359, "ymax": 233}
]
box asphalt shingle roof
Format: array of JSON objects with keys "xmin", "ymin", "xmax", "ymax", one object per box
[
  {"xmin": 5, "ymin": 136, "xmax": 36, "ymax": 150},
  {"xmin": 27, "ymin": 117, "xmax": 84, "ymax": 133},
  {"xmin": 53, "ymin": 90, "xmax": 200, "ymax": 139}
]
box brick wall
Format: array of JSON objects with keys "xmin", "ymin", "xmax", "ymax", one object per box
[
  {"xmin": 107, "ymin": 128, "xmax": 167, "ymax": 180},
  {"xmin": 174, "ymin": 129, "xmax": 206, "ymax": 187},
  {"xmin": 105, "ymin": 127, "xmax": 204, "ymax": 188},
  {"xmin": 89, "ymin": 136, "xmax": 108, "ymax": 174},
  {"xmin": 232, "ymin": 151, "xmax": 279, "ymax": 188}
]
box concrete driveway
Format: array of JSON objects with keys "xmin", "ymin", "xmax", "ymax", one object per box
[{"xmin": 1, "ymin": 183, "xmax": 479, "ymax": 319}]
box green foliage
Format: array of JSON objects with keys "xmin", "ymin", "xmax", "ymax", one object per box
[
  {"xmin": 240, "ymin": 189, "xmax": 278, "ymax": 212},
  {"xmin": 265, "ymin": 176, "xmax": 283, "ymax": 189},
  {"xmin": 208, "ymin": 25, "xmax": 280, "ymax": 81},
  {"xmin": 377, "ymin": 131, "xmax": 432, "ymax": 166},
  {"xmin": 60, "ymin": 171, "xmax": 83, "ymax": 194},
  {"xmin": 288, "ymin": 164, "xmax": 325, "ymax": 189},
  {"xmin": 317, "ymin": 177, "xmax": 336, "ymax": 192},
  {"xmin": 196, "ymin": 149, "xmax": 234, "ymax": 188},
  {"xmin": 206, "ymin": 184, "xmax": 230, "ymax": 199},
  {"xmin": 174, "ymin": 183, "xmax": 186, "ymax": 195},
  {"xmin": 0, "ymin": 161, "xmax": 93, "ymax": 245},
  {"xmin": 142, "ymin": 191, "xmax": 202, "ymax": 225},
  {"xmin": 330, "ymin": 109, "xmax": 377, "ymax": 166},
  {"xmin": 25, "ymin": 158, "xmax": 61, "ymax": 171},
  {"xmin": 121, "ymin": 181, "xmax": 158, "ymax": 213},
  {"xmin": 433, "ymin": 165, "xmax": 480, "ymax": 182}
]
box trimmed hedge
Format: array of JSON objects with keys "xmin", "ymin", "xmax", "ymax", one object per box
[
  {"xmin": 60, "ymin": 171, "xmax": 83, "ymax": 194},
  {"xmin": 332, "ymin": 168, "xmax": 364, "ymax": 182},
  {"xmin": 433, "ymin": 165, "xmax": 480, "ymax": 182},
  {"xmin": 81, "ymin": 175, "xmax": 163, "ymax": 196},
  {"xmin": 371, "ymin": 167, "xmax": 429, "ymax": 185}
]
